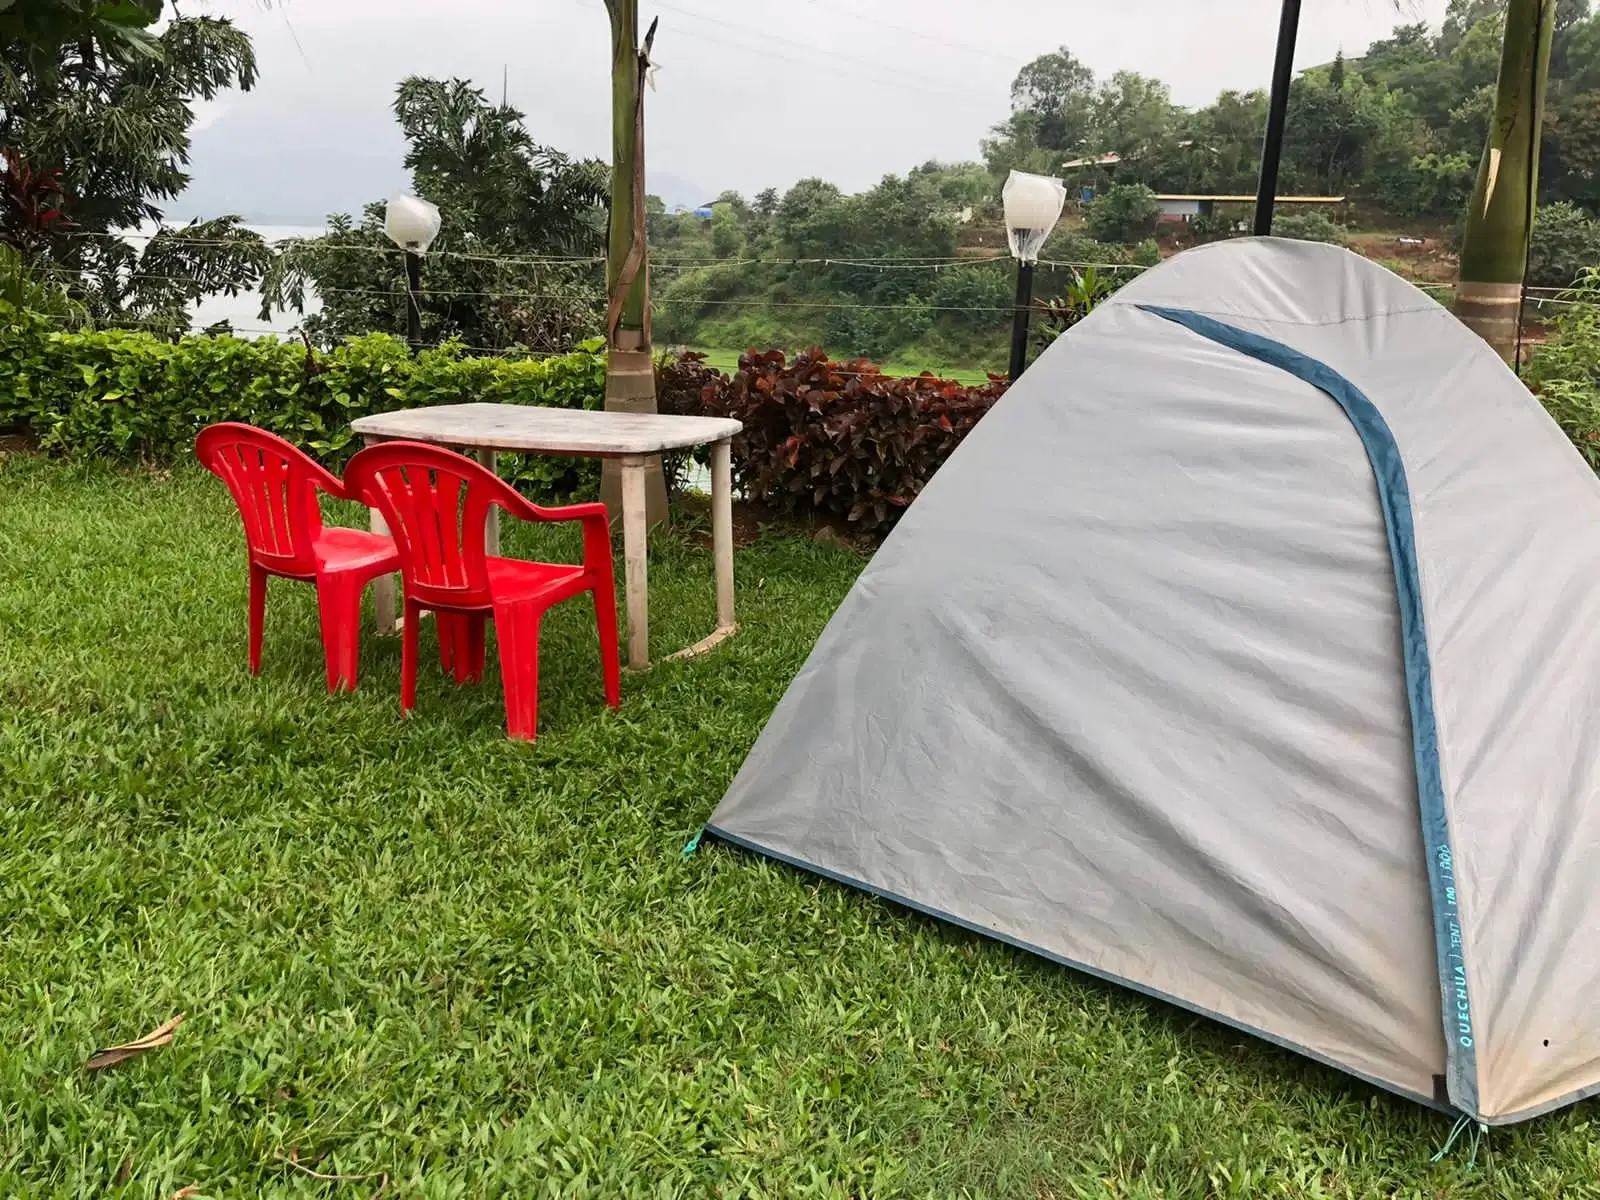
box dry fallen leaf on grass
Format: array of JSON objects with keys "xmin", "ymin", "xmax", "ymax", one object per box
[
  {"xmin": 86, "ymin": 1014, "xmax": 185, "ymax": 1071},
  {"xmin": 280, "ymin": 1152, "xmax": 389, "ymax": 1188},
  {"xmin": 168, "ymin": 1188, "xmax": 202, "ymax": 1199}
]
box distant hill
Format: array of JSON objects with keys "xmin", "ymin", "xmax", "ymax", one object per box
[{"xmin": 648, "ymin": 170, "xmax": 710, "ymax": 213}]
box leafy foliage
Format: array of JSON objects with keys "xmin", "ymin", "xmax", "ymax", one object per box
[
  {"xmin": 262, "ymin": 77, "xmax": 607, "ymax": 354},
  {"xmin": 1085, "ymin": 184, "xmax": 1161, "ymax": 244},
  {"xmin": 668, "ymin": 348, "xmax": 1009, "ymax": 538},
  {"xmin": 1528, "ymin": 200, "xmax": 1600, "ymax": 287},
  {"xmin": 1038, "ymin": 227, "xmax": 1141, "ymax": 265},
  {"xmin": 654, "ymin": 349, "xmax": 730, "ymax": 492},
  {"xmin": 1528, "ymin": 267, "xmax": 1600, "ymax": 465},
  {"xmin": 0, "ymin": 241, "xmax": 85, "ymax": 325},
  {"xmin": 0, "ymin": 0, "xmax": 162, "ymax": 75},
  {"xmin": 1034, "ymin": 267, "xmax": 1117, "ymax": 350},
  {"xmin": 982, "ymin": 51, "xmax": 1178, "ymax": 179},
  {"xmin": 654, "ymin": 163, "xmax": 1002, "ymax": 366},
  {"xmin": 0, "ymin": 152, "xmax": 68, "ymax": 258},
  {"xmin": 1269, "ymin": 210, "xmax": 1351, "ymax": 246},
  {"xmin": 980, "ymin": 3, "xmax": 1600, "ymax": 221},
  {"xmin": 0, "ymin": 11, "xmax": 267, "ymax": 332},
  {"xmin": 0, "ymin": 307, "xmax": 607, "ymax": 496}
]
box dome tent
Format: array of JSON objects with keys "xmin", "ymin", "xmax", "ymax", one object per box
[{"xmin": 705, "ymin": 238, "xmax": 1600, "ymax": 1125}]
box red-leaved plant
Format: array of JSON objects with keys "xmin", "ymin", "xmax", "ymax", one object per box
[
  {"xmin": 0, "ymin": 151, "xmax": 71, "ymax": 260},
  {"xmin": 660, "ymin": 348, "xmax": 1008, "ymax": 538}
]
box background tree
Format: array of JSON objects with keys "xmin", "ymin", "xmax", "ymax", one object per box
[
  {"xmin": 1094, "ymin": 72, "xmax": 1181, "ymax": 163},
  {"xmin": 983, "ymin": 47, "xmax": 1099, "ymax": 174},
  {"xmin": 1545, "ymin": 87, "xmax": 1600, "ymax": 198},
  {"xmin": 262, "ymin": 77, "xmax": 606, "ymax": 353},
  {"xmin": 639, "ymin": 1, "xmax": 1600, "ymax": 370},
  {"xmin": 1281, "ymin": 73, "xmax": 1389, "ymax": 193},
  {"xmin": 0, "ymin": 11, "xmax": 269, "ymax": 333},
  {"xmin": 1085, "ymin": 183, "xmax": 1161, "ymax": 242},
  {"xmin": 709, "ymin": 202, "xmax": 741, "ymax": 258},
  {"xmin": 0, "ymin": 0, "xmax": 163, "ymax": 74}
]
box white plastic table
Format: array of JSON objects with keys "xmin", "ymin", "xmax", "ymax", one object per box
[{"xmin": 349, "ymin": 403, "xmax": 744, "ymax": 670}]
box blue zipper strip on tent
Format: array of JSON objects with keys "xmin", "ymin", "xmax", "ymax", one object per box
[
  {"xmin": 702, "ymin": 822, "xmax": 1452, "ymax": 1117},
  {"xmin": 1138, "ymin": 303, "xmax": 1480, "ymax": 1120}
]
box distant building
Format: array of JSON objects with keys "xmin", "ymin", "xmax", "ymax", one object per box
[{"xmin": 1154, "ymin": 194, "xmax": 1346, "ymax": 222}]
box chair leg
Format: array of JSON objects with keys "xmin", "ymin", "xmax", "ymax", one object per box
[
  {"xmin": 496, "ymin": 603, "xmax": 543, "ymax": 741},
  {"xmin": 316, "ymin": 574, "xmax": 364, "ymax": 693},
  {"xmin": 247, "ymin": 563, "xmax": 268, "ymax": 675},
  {"xmin": 593, "ymin": 583, "xmax": 621, "ymax": 709},
  {"xmin": 401, "ymin": 599, "xmax": 420, "ymax": 716},
  {"xmin": 436, "ymin": 613, "xmax": 486, "ymax": 686},
  {"xmin": 437, "ymin": 612, "xmax": 461, "ymax": 679},
  {"xmin": 465, "ymin": 614, "xmax": 487, "ymax": 684}
]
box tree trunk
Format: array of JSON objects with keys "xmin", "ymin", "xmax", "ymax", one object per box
[
  {"xmin": 1457, "ymin": 0, "xmax": 1556, "ymax": 365},
  {"xmin": 600, "ymin": 0, "xmax": 667, "ymax": 527}
]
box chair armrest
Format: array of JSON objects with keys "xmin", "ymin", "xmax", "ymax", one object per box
[
  {"xmin": 307, "ymin": 458, "xmax": 352, "ymax": 502},
  {"xmin": 496, "ymin": 495, "xmax": 615, "ymax": 572},
  {"xmin": 518, "ymin": 499, "xmax": 610, "ymax": 525}
]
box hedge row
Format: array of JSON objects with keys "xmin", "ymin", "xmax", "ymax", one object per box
[
  {"xmin": 0, "ymin": 310, "xmax": 606, "ymax": 497},
  {"xmin": 0, "ymin": 306, "xmax": 1010, "ymax": 537}
]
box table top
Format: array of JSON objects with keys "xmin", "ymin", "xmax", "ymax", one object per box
[{"xmin": 351, "ymin": 403, "xmax": 743, "ymax": 457}]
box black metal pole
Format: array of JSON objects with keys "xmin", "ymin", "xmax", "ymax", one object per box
[
  {"xmin": 403, "ymin": 250, "xmax": 424, "ymax": 350},
  {"xmin": 1008, "ymin": 259, "xmax": 1035, "ymax": 382},
  {"xmin": 1253, "ymin": 0, "xmax": 1302, "ymax": 236}
]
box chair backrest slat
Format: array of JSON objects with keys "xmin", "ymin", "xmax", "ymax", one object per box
[
  {"xmin": 196, "ymin": 423, "xmax": 341, "ymax": 575},
  {"xmin": 344, "ymin": 442, "xmax": 504, "ymax": 609}
]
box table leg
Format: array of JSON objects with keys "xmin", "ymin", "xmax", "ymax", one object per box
[
  {"xmin": 711, "ymin": 439, "xmax": 735, "ymax": 632},
  {"xmin": 621, "ymin": 453, "xmax": 650, "ymax": 671},
  {"xmin": 667, "ymin": 437, "xmax": 739, "ymax": 663},
  {"xmin": 476, "ymin": 446, "xmax": 500, "ymax": 557},
  {"xmin": 366, "ymin": 436, "xmax": 398, "ymax": 635}
]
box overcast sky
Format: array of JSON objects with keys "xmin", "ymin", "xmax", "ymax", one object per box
[{"xmin": 178, "ymin": 0, "xmax": 1450, "ymax": 223}]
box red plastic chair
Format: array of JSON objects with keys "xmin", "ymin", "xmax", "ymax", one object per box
[
  {"xmin": 196, "ymin": 422, "xmax": 400, "ymax": 693},
  {"xmin": 342, "ymin": 440, "xmax": 621, "ymax": 740}
]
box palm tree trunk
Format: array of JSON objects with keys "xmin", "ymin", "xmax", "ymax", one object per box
[
  {"xmin": 1456, "ymin": 0, "xmax": 1556, "ymax": 364},
  {"xmin": 600, "ymin": 0, "xmax": 667, "ymax": 526}
]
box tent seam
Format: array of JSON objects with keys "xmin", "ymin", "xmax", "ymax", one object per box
[
  {"xmin": 1106, "ymin": 302, "xmax": 1444, "ymax": 329},
  {"xmin": 1136, "ymin": 302, "xmax": 1481, "ymax": 1121}
]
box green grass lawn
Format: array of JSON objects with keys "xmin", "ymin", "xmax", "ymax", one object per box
[
  {"xmin": 689, "ymin": 347, "xmax": 999, "ymax": 388},
  {"xmin": 6, "ymin": 457, "xmax": 1600, "ymax": 1197}
]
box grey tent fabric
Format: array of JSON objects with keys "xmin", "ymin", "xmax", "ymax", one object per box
[{"xmin": 707, "ymin": 238, "xmax": 1600, "ymax": 1124}]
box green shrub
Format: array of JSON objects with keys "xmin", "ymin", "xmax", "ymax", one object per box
[
  {"xmin": 1270, "ymin": 211, "xmax": 1349, "ymax": 245},
  {"xmin": 929, "ymin": 262, "xmax": 1013, "ymax": 328},
  {"xmin": 1034, "ymin": 267, "xmax": 1121, "ymax": 353},
  {"xmin": 1085, "ymin": 184, "xmax": 1161, "ymax": 244},
  {"xmin": 1528, "ymin": 267, "xmax": 1600, "ymax": 467},
  {"xmin": 823, "ymin": 295, "xmax": 933, "ymax": 362},
  {"xmin": 1529, "ymin": 202, "xmax": 1600, "ymax": 290},
  {"xmin": 1187, "ymin": 212, "xmax": 1244, "ymax": 245},
  {"xmin": 1374, "ymin": 152, "xmax": 1476, "ymax": 219},
  {"xmin": 1039, "ymin": 228, "xmax": 1136, "ymax": 266},
  {"xmin": 1131, "ymin": 239, "xmax": 1162, "ymax": 267},
  {"xmin": 0, "ymin": 307, "xmax": 606, "ymax": 498}
]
